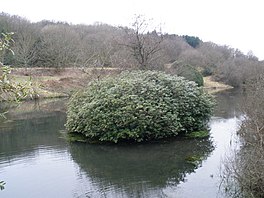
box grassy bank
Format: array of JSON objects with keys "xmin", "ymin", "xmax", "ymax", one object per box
[
  {"xmin": 11, "ymin": 67, "xmax": 122, "ymax": 99},
  {"xmin": 203, "ymin": 76, "xmax": 233, "ymax": 93},
  {"xmin": 10, "ymin": 68, "xmax": 232, "ymax": 99}
]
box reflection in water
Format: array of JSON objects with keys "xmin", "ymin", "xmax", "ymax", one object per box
[
  {"xmin": 167, "ymin": 117, "xmax": 241, "ymax": 198},
  {"xmin": 213, "ymin": 89, "xmax": 244, "ymax": 118},
  {"xmin": 69, "ymin": 137, "xmax": 213, "ymax": 197},
  {"xmin": 0, "ymin": 90, "xmax": 243, "ymax": 197},
  {"xmin": 0, "ymin": 109, "xmax": 66, "ymax": 160}
]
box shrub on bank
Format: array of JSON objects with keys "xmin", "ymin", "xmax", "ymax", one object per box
[
  {"xmin": 170, "ymin": 62, "xmax": 204, "ymax": 87},
  {"xmin": 66, "ymin": 70, "xmax": 214, "ymax": 143}
]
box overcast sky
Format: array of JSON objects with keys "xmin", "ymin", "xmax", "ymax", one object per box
[{"xmin": 1, "ymin": 0, "xmax": 264, "ymax": 60}]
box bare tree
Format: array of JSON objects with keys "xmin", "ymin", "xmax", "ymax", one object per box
[
  {"xmin": 73, "ymin": 24, "xmax": 119, "ymax": 68},
  {"xmin": 221, "ymin": 73, "xmax": 264, "ymax": 198},
  {"xmin": 178, "ymin": 49, "xmax": 205, "ymax": 68},
  {"xmin": 122, "ymin": 15, "xmax": 164, "ymax": 70},
  {"xmin": 161, "ymin": 34, "xmax": 191, "ymax": 63},
  {"xmin": 11, "ymin": 18, "xmax": 38, "ymax": 67},
  {"xmin": 246, "ymin": 50, "xmax": 258, "ymax": 61},
  {"xmin": 36, "ymin": 24, "xmax": 80, "ymax": 68}
]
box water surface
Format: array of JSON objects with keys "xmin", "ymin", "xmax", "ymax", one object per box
[{"xmin": 0, "ymin": 90, "xmax": 243, "ymax": 197}]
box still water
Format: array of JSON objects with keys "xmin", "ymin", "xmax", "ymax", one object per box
[{"xmin": 0, "ymin": 90, "xmax": 242, "ymax": 198}]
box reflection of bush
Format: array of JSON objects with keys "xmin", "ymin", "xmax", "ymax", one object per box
[
  {"xmin": 69, "ymin": 138, "xmax": 214, "ymax": 196},
  {"xmin": 0, "ymin": 106, "xmax": 66, "ymax": 160},
  {"xmin": 7, "ymin": 98, "xmax": 67, "ymax": 119},
  {"xmin": 213, "ymin": 89, "xmax": 243, "ymax": 118},
  {"xmin": 66, "ymin": 70, "xmax": 213, "ymax": 143}
]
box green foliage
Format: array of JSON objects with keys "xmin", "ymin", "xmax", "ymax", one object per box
[
  {"xmin": 0, "ymin": 33, "xmax": 34, "ymax": 102},
  {"xmin": 171, "ymin": 62, "xmax": 204, "ymax": 86},
  {"xmin": 182, "ymin": 35, "xmax": 201, "ymax": 48},
  {"xmin": 202, "ymin": 66, "xmax": 213, "ymax": 77},
  {"xmin": 0, "ymin": 66, "xmax": 33, "ymax": 102},
  {"xmin": 67, "ymin": 132, "xmax": 89, "ymax": 143},
  {"xmin": 0, "ymin": 32, "xmax": 14, "ymax": 65},
  {"xmin": 0, "ymin": 32, "xmax": 14, "ymax": 55},
  {"xmin": 185, "ymin": 155, "xmax": 204, "ymax": 167},
  {"xmin": 66, "ymin": 70, "xmax": 214, "ymax": 143}
]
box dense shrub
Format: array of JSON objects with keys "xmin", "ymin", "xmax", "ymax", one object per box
[
  {"xmin": 66, "ymin": 70, "xmax": 214, "ymax": 143},
  {"xmin": 170, "ymin": 62, "xmax": 204, "ymax": 86},
  {"xmin": 202, "ymin": 66, "xmax": 214, "ymax": 77}
]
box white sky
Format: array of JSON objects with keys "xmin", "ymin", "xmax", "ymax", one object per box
[{"xmin": 1, "ymin": 0, "xmax": 264, "ymax": 60}]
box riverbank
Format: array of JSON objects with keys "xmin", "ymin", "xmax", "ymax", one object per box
[
  {"xmin": 203, "ymin": 76, "xmax": 233, "ymax": 93},
  {"xmin": 11, "ymin": 67, "xmax": 121, "ymax": 98},
  {"xmin": 10, "ymin": 68, "xmax": 232, "ymax": 98}
]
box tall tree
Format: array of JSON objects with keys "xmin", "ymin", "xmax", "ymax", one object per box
[
  {"xmin": 74, "ymin": 24, "xmax": 117, "ymax": 67},
  {"xmin": 122, "ymin": 15, "xmax": 164, "ymax": 69},
  {"xmin": 182, "ymin": 35, "xmax": 201, "ymax": 48},
  {"xmin": 36, "ymin": 24, "xmax": 79, "ymax": 67},
  {"xmin": 11, "ymin": 18, "xmax": 39, "ymax": 67}
]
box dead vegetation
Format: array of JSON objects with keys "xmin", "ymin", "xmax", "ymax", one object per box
[
  {"xmin": 11, "ymin": 67, "xmax": 122, "ymax": 98},
  {"xmin": 10, "ymin": 67, "xmax": 232, "ymax": 98},
  {"xmin": 221, "ymin": 74, "xmax": 264, "ymax": 198},
  {"xmin": 203, "ymin": 76, "xmax": 233, "ymax": 93}
]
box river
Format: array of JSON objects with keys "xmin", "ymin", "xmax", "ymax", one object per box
[{"xmin": 0, "ymin": 89, "xmax": 243, "ymax": 198}]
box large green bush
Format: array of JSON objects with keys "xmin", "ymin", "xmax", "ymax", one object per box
[{"xmin": 66, "ymin": 70, "xmax": 214, "ymax": 143}]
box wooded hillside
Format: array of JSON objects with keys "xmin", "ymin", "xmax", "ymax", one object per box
[{"xmin": 1, "ymin": 12, "xmax": 263, "ymax": 87}]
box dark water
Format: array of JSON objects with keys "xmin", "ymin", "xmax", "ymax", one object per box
[{"xmin": 0, "ymin": 90, "xmax": 243, "ymax": 198}]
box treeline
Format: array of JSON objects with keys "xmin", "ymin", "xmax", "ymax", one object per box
[{"xmin": 1, "ymin": 12, "xmax": 264, "ymax": 87}]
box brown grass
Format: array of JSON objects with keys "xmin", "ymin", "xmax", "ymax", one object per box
[
  {"xmin": 203, "ymin": 76, "xmax": 233, "ymax": 93},
  {"xmin": 10, "ymin": 67, "xmax": 122, "ymax": 98},
  {"xmin": 11, "ymin": 68, "xmax": 231, "ymax": 98}
]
